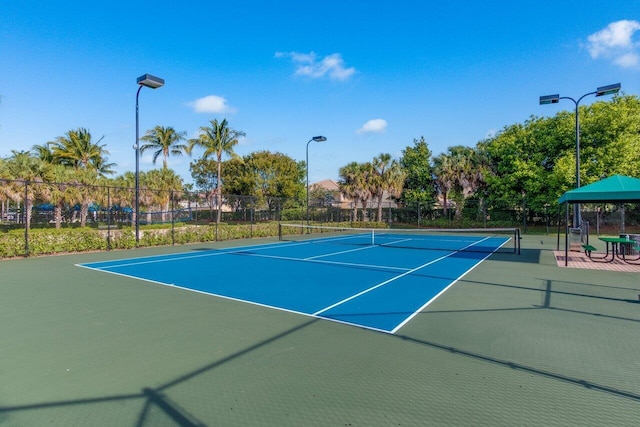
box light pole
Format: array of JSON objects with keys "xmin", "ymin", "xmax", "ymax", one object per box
[
  {"xmin": 539, "ymin": 83, "xmax": 620, "ymax": 226},
  {"xmin": 135, "ymin": 74, "xmax": 164, "ymax": 245},
  {"xmin": 306, "ymin": 135, "xmax": 327, "ymax": 225}
]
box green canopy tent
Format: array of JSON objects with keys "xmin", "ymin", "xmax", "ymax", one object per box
[{"xmin": 557, "ymin": 174, "xmax": 640, "ymax": 265}]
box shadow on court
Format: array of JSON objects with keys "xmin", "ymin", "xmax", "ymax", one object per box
[
  {"xmin": 2, "ymin": 233, "xmax": 639, "ymax": 425},
  {"xmin": 0, "ymin": 318, "xmax": 320, "ymax": 426}
]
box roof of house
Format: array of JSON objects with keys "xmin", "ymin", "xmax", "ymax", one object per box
[{"xmin": 312, "ymin": 179, "xmax": 340, "ymax": 191}]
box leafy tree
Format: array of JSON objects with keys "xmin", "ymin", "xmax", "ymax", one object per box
[
  {"xmin": 399, "ymin": 137, "xmax": 436, "ymax": 209},
  {"xmin": 244, "ymin": 151, "xmax": 305, "ymax": 211}
]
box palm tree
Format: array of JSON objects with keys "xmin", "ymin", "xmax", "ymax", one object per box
[
  {"xmin": 187, "ymin": 119, "xmax": 245, "ymax": 224},
  {"xmin": 371, "ymin": 154, "xmax": 391, "ymax": 221},
  {"xmin": 49, "ymin": 128, "xmax": 113, "ymax": 226},
  {"xmin": 370, "ymin": 153, "xmax": 405, "ymax": 222},
  {"xmin": 142, "ymin": 168, "xmax": 183, "ymax": 222},
  {"xmin": 433, "ymin": 153, "xmax": 455, "ymax": 217},
  {"xmin": 46, "ymin": 165, "xmax": 81, "ymax": 229},
  {"xmin": 140, "ymin": 125, "xmax": 188, "ymax": 169},
  {"xmin": 355, "ymin": 162, "xmax": 374, "ymax": 221},
  {"xmin": 338, "ymin": 162, "xmax": 374, "ymax": 222},
  {"xmin": 381, "ymin": 160, "xmax": 406, "ymax": 220},
  {"xmin": 338, "ymin": 162, "xmax": 362, "ymax": 222},
  {"xmin": 50, "ymin": 128, "xmax": 109, "ymax": 172},
  {"xmin": 2, "ymin": 150, "xmax": 48, "ymax": 230}
]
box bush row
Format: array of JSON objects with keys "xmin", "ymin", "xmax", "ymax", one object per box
[{"xmin": 0, "ymin": 223, "xmax": 285, "ymax": 258}]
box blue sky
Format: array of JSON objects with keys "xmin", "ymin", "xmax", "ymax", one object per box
[{"xmin": 1, "ymin": 1, "xmax": 640, "ymax": 185}]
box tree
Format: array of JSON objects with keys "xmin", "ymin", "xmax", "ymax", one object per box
[
  {"xmin": 48, "ymin": 128, "xmax": 114, "ymax": 226},
  {"xmin": 338, "ymin": 162, "xmax": 361, "ymax": 221},
  {"xmin": 371, "ymin": 153, "xmax": 406, "ymax": 222},
  {"xmin": 187, "ymin": 119, "xmax": 246, "ymax": 224},
  {"xmin": 243, "ymin": 151, "xmax": 305, "ymax": 211},
  {"xmin": 2, "ymin": 150, "xmax": 49, "ymax": 230},
  {"xmin": 46, "ymin": 165, "xmax": 81, "ymax": 229},
  {"xmin": 140, "ymin": 125, "xmax": 188, "ymax": 169},
  {"xmin": 50, "ymin": 128, "xmax": 110, "ymax": 174},
  {"xmin": 141, "ymin": 168, "xmax": 183, "ymax": 222},
  {"xmin": 432, "ymin": 153, "xmax": 455, "ymax": 217},
  {"xmin": 338, "ymin": 161, "xmax": 374, "ymax": 222},
  {"xmin": 399, "ymin": 137, "xmax": 436, "ymax": 209}
]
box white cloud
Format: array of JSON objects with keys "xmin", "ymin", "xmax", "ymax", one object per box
[
  {"xmin": 586, "ymin": 20, "xmax": 640, "ymax": 68},
  {"xmin": 615, "ymin": 51, "xmax": 640, "ymax": 68},
  {"xmin": 186, "ymin": 95, "xmax": 236, "ymax": 114},
  {"xmin": 356, "ymin": 118, "xmax": 387, "ymax": 134},
  {"xmin": 275, "ymin": 51, "xmax": 356, "ymax": 81}
]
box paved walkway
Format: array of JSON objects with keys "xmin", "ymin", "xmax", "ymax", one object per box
[{"xmin": 554, "ymin": 250, "xmax": 640, "ymax": 273}]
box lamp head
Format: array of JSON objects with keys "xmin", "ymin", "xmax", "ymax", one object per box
[
  {"xmin": 595, "ymin": 83, "xmax": 621, "ymax": 97},
  {"xmin": 137, "ymin": 74, "xmax": 165, "ymax": 89},
  {"xmin": 539, "ymin": 94, "xmax": 560, "ymax": 105},
  {"xmin": 311, "ymin": 136, "xmax": 327, "ymax": 142}
]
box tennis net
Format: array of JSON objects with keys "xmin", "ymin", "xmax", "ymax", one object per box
[{"xmin": 278, "ymin": 224, "xmax": 521, "ymax": 254}]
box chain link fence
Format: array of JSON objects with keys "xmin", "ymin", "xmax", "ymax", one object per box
[{"xmin": 1, "ymin": 179, "xmax": 638, "ymax": 257}]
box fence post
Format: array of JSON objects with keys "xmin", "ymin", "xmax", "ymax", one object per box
[
  {"xmin": 107, "ymin": 186, "xmax": 112, "ymax": 250},
  {"xmin": 24, "ymin": 180, "xmax": 29, "ymax": 257},
  {"xmin": 171, "ymin": 190, "xmax": 175, "ymax": 246},
  {"xmin": 250, "ymin": 197, "xmax": 254, "ymax": 238}
]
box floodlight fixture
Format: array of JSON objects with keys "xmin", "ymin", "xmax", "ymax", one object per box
[
  {"xmin": 595, "ymin": 83, "xmax": 621, "ymax": 97},
  {"xmin": 539, "ymin": 94, "xmax": 560, "ymax": 105},
  {"xmin": 137, "ymin": 74, "xmax": 165, "ymax": 89}
]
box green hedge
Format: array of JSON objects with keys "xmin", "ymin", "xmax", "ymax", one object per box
[
  {"xmin": 7, "ymin": 220, "xmax": 515, "ymax": 259},
  {"xmin": 0, "ymin": 223, "xmax": 286, "ymax": 258}
]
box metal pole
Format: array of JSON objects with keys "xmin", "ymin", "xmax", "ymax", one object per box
[
  {"xmin": 573, "ymin": 100, "xmax": 581, "ymax": 227},
  {"xmin": 306, "ymin": 139, "xmax": 311, "ymax": 226},
  {"xmin": 556, "ymin": 91, "xmax": 597, "ymax": 227},
  {"xmin": 107, "ymin": 186, "xmax": 112, "ymax": 250},
  {"xmin": 135, "ymin": 85, "xmax": 143, "ymax": 245},
  {"xmin": 171, "ymin": 190, "xmax": 175, "ymax": 246},
  {"xmin": 24, "ymin": 180, "xmax": 29, "ymax": 257}
]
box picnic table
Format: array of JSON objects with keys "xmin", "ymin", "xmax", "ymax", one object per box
[{"xmin": 595, "ymin": 236, "xmax": 640, "ymax": 263}]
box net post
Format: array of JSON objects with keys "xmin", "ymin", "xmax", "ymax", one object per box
[
  {"xmin": 516, "ymin": 228, "xmax": 521, "ymax": 254},
  {"xmin": 278, "ymin": 223, "xmax": 282, "ymax": 241}
]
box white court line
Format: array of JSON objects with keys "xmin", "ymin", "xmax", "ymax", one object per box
[
  {"xmin": 312, "ymin": 236, "xmax": 492, "ymax": 317},
  {"xmin": 231, "ymin": 251, "xmax": 410, "ymax": 272},
  {"xmin": 75, "ymin": 239, "xmax": 316, "ymax": 270},
  {"xmin": 305, "ymin": 244, "xmax": 378, "ymax": 260},
  {"xmin": 78, "ymin": 264, "xmax": 178, "ymax": 287},
  {"xmin": 391, "ymin": 237, "xmax": 508, "ymax": 333}
]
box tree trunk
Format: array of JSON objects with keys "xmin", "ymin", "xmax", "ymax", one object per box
[{"xmin": 54, "ymin": 204, "xmax": 63, "ymax": 229}]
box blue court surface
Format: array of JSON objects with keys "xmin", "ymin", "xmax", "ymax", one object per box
[{"xmin": 78, "ymin": 232, "xmax": 510, "ymax": 334}]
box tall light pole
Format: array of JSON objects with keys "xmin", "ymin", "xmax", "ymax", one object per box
[
  {"xmin": 539, "ymin": 83, "xmax": 620, "ymax": 227},
  {"xmin": 135, "ymin": 74, "xmax": 164, "ymax": 245},
  {"xmin": 306, "ymin": 135, "xmax": 327, "ymax": 225}
]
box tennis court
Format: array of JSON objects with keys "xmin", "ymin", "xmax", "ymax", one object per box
[
  {"xmin": 78, "ymin": 226, "xmax": 517, "ymax": 333},
  {"xmin": 3, "ymin": 231, "xmax": 640, "ymax": 426}
]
